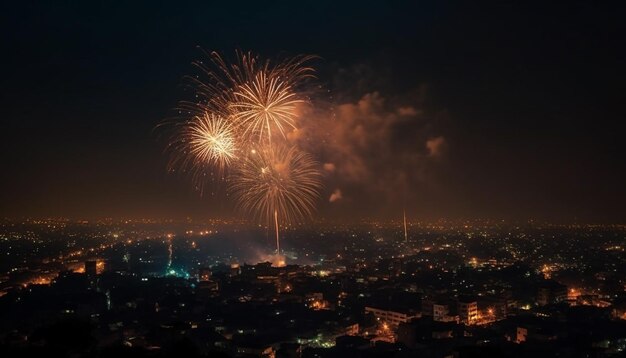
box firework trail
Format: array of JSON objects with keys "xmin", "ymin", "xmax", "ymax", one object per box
[{"xmin": 403, "ymin": 208, "xmax": 408, "ymax": 242}]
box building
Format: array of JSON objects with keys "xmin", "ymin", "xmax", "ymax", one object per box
[
  {"xmin": 457, "ymin": 299, "xmax": 478, "ymax": 325},
  {"xmin": 433, "ymin": 304, "xmax": 449, "ymax": 322},
  {"xmin": 537, "ymin": 282, "xmax": 567, "ymax": 306},
  {"xmin": 481, "ymin": 294, "xmax": 516, "ymax": 319},
  {"xmin": 197, "ymin": 267, "xmax": 218, "ymax": 295},
  {"xmin": 365, "ymin": 306, "xmax": 420, "ymax": 328},
  {"xmin": 422, "ymin": 298, "xmax": 458, "ymax": 323},
  {"xmin": 515, "ymin": 327, "xmax": 528, "ymax": 343}
]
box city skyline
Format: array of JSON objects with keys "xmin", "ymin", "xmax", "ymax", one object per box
[{"xmin": 1, "ymin": 3, "xmax": 626, "ymax": 355}]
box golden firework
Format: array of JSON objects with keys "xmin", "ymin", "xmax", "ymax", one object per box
[
  {"xmin": 183, "ymin": 50, "xmax": 316, "ymax": 144},
  {"xmin": 230, "ymin": 71, "xmax": 303, "ymax": 143},
  {"xmin": 228, "ymin": 145, "xmax": 322, "ymax": 225},
  {"xmin": 163, "ymin": 50, "xmax": 323, "ymax": 239},
  {"xmin": 165, "ymin": 112, "xmax": 236, "ymax": 193},
  {"xmin": 186, "ymin": 112, "xmax": 237, "ymax": 170}
]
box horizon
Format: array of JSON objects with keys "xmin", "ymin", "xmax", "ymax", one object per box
[{"xmin": 2, "ymin": 215, "xmax": 624, "ymax": 227}]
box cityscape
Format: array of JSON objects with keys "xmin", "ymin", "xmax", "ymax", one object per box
[
  {"xmin": 1, "ymin": 219, "xmax": 625, "ymax": 357},
  {"xmin": 2, "ymin": 1, "xmax": 625, "ymax": 357}
]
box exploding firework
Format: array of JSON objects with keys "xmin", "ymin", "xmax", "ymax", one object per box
[
  {"xmin": 165, "ymin": 112, "xmax": 236, "ymax": 192},
  {"xmin": 228, "ymin": 145, "xmax": 322, "ymax": 226},
  {"xmin": 185, "ymin": 112, "xmax": 237, "ymax": 171},
  {"xmin": 230, "ymin": 70, "xmax": 303, "ymax": 143},
  {"xmin": 184, "ymin": 50, "xmax": 316, "ymax": 144},
  {"xmin": 162, "ymin": 50, "xmax": 323, "ymax": 253}
]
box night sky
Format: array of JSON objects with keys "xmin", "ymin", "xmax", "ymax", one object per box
[{"xmin": 1, "ymin": 1, "xmax": 625, "ymax": 222}]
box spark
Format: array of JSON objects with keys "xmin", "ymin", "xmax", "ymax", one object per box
[
  {"xmin": 162, "ymin": 50, "xmax": 323, "ymax": 240},
  {"xmin": 184, "ymin": 50, "xmax": 316, "ymax": 145},
  {"xmin": 186, "ymin": 112, "xmax": 237, "ymax": 170},
  {"xmin": 228, "ymin": 145, "xmax": 322, "ymax": 225},
  {"xmin": 230, "ymin": 71, "xmax": 303, "ymax": 143},
  {"xmin": 165, "ymin": 112, "xmax": 237, "ymax": 193}
]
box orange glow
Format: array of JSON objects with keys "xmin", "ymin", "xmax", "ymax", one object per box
[
  {"xmin": 310, "ymin": 300, "xmax": 328, "ymax": 310},
  {"xmin": 469, "ymin": 257, "xmax": 478, "ymax": 267},
  {"xmin": 96, "ymin": 260, "xmax": 105, "ymax": 274},
  {"xmin": 24, "ymin": 275, "xmax": 54, "ymax": 286},
  {"xmin": 274, "ymin": 260, "xmax": 286, "ymax": 267},
  {"xmin": 568, "ymin": 288, "xmax": 581, "ymax": 300}
]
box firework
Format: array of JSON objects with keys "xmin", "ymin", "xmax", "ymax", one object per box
[
  {"xmin": 165, "ymin": 112, "xmax": 236, "ymax": 193},
  {"xmin": 230, "ymin": 71, "xmax": 303, "ymax": 143},
  {"xmin": 163, "ymin": 50, "xmax": 323, "ymax": 249},
  {"xmin": 186, "ymin": 112, "xmax": 237, "ymax": 171},
  {"xmin": 403, "ymin": 208, "xmax": 408, "ymax": 242},
  {"xmin": 183, "ymin": 50, "xmax": 316, "ymax": 144},
  {"xmin": 228, "ymin": 145, "xmax": 322, "ymax": 226}
]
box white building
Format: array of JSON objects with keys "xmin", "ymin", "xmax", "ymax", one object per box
[{"xmin": 365, "ymin": 306, "xmax": 420, "ymax": 328}]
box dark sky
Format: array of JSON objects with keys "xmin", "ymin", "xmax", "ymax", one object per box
[{"xmin": 1, "ymin": 1, "xmax": 625, "ymax": 222}]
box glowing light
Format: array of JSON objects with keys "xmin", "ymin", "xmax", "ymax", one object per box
[
  {"xmin": 231, "ymin": 71, "xmax": 303, "ymax": 143},
  {"xmin": 541, "ymin": 264, "xmax": 552, "ymax": 279},
  {"xmin": 186, "ymin": 113, "xmax": 237, "ymax": 170},
  {"xmin": 162, "ymin": 50, "xmax": 323, "ymax": 246},
  {"xmin": 96, "ymin": 260, "xmax": 105, "ymax": 274},
  {"xmin": 228, "ymin": 145, "xmax": 322, "ymax": 225}
]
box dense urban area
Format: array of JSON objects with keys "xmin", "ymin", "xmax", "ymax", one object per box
[{"xmin": 1, "ymin": 218, "xmax": 625, "ymax": 357}]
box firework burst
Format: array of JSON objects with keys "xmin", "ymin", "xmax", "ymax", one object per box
[
  {"xmin": 164, "ymin": 112, "xmax": 236, "ymax": 194},
  {"xmin": 182, "ymin": 50, "xmax": 316, "ymax": 143},
  {"xmin": 186, "ymin": 112, "xmax": 237, "ymax": 171},
  {"xmin": 162, "ymin": 50, "xmax": 323, "ymax": 249},
  {"xmin": 230, "ymin": 71, "xmax": 303, "ymax": 143},
  {"xmin": 228, "ymin": 145, "xmax": 322, "ymax": 225}
]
